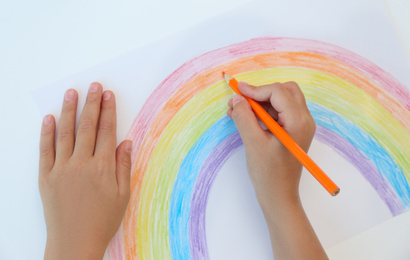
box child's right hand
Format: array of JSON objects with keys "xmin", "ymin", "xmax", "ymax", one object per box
[
  {"xmin": 227, "ymin": 81, "xmax": 316, "ymax": 208},
  {"xmin": 227, "ymin": 81, "xmax": 328, "ymax": 260}
]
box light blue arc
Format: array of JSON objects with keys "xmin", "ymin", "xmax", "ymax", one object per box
[{"xmin": 169, "ymin": 116, "xmax": 237, "ymax": 260}]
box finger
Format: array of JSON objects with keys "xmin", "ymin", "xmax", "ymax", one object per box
[
  {"xmin": 56, "ymin": 89, "xmax": 77, "ymax": 160},
  {"xmin": 260, "ymin": 102, "xmax": 279, "ymax": 120},
  {"xmin": 282, "ymin": 81, "xmax": 307, "ymax": 105},
  {"xmin": 281, "ymin": 82, "xmax": 312, "ymax": 124},
  {"xmin": 227, "ymin": 108, "xmax": 232, "ymax": 118},
  {"xmin": 238, "ymin": 82, "xmax": 272, "ymax": 101},
  {"xmin": 234, "ymin": 87, "xmax": 279, "ymax": 120},
  {"xmin": 228, "ymin": 98, "xmax": 233, "ymax": 109},
  {"xmin": 39, "ymin": 114, "xmax": 56, "ymax": 174},
  {"xmin": 74, "ymin": 82, "xmax": 103, "ymax": 156},
  {"xmin": 116, "ymin": 140, "xmax": 132, "ymax": 196},
  {"xmin": 238, "ymin": 81, "xmax": 297, "ymax": 115},
  {"xmin": 95, "ymin": 91, "xmax": 117, "ymax": 157},
  {"xmin": 231, "ymin": 95, "xmax": 268, "ymax": 147}
]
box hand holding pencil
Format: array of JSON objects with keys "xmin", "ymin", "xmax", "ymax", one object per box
[
  {"xmin": 225, "ymin": 73, "xmax": 339, "ymax": 198},
  {"xmin": 225, "ymin": 75, "xmax": 330, "ymax": 260}
]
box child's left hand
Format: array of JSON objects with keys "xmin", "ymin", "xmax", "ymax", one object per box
[{"xmin": 39, "ymin": 83, "xmax": 132, "ymax": 260}]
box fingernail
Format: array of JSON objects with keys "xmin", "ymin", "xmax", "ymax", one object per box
[
  {"xmin": 233, "ymin": 95, "xmax": 244, "ymax": 106},
  {"xmin": 43, "ymin": 115, "xmax": 52, "ymax": 125},
  {"xmin": 103, "ymin": 91, "xmax": 111, "ymax": 100},
  {"xmin": 64, "ymin": 89, "xmax": 75, "ymax": 100},
  {"xmin": 89, "ymin": 82, "xmax": 100, "ymax": 92},
  {"xmin": 125, "ymin": 141, "xmax": 132, "ymax": 154}
]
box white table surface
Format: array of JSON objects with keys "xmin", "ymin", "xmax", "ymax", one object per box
[{"xmin": 1, "ymin": 0, "xmax": 409, "ymax": 259}]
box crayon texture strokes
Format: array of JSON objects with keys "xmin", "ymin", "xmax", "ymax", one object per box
[{"xmin": 105, "ymin": 37, "xmax": 410, "ymax": 260}]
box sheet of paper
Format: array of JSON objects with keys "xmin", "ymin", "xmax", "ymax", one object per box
[{"xmin": 33, "ymin": 0, "xmax": 410, "ymax": 259}]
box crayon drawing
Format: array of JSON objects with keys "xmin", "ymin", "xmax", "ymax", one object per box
[{"xmin": 106, "ymin": 37, "xmax": 410, "ymax": 260}]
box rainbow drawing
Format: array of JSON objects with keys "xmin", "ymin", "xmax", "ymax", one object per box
[{"xmin": 107, "ymin": 37, "xmax": 410, "ymax": 260}]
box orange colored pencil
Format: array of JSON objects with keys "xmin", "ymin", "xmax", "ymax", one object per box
[{"xmin": 224, "ymin": 73, "xmax": 340, "ymax": 196}]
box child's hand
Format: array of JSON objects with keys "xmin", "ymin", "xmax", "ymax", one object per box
[
  {"xmin": 227, "ymin": 81, "xmax": 316, "ymax": 207},
  {"xmin": 227, "ymin": 81, "xmax": 328, "ymax": 260},
  {"xmin": 39, "ymin": 83, "xmax": 132, "ymax": 260}
]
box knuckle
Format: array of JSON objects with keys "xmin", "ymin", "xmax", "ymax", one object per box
[
  {"xmin": 120, "ymin": 156, "xmax": 131, "ymax": 171},
  {"xmin": 57, "ymin": 128, "xmax": 73, "ymax": 141},
  {"xmin": 86, "ymin": 92, "xmax": 100, "ymax": 102},
  {"xmin": 95, "ymin": 159, "xmax": 108, "ymax": 177},
  {"xmin": 309, "ymin": 117, "xmax": 317, "ymax": 133},
  {"xmin": 231, "ymin": 106, "xmax": 244, "ymax": 121},
  {"xmin": 40, "ymin": 127, "xmax": 53, "ymax": 137},
  {"xmin": 39, "ymin": 145, "xmax": 52, "ymax": 157},
  {"xmin": 71, "ymin": 155, "xmax": 87, "ymax": 171},
  {"xmin": 286, "ymin": 81, "xmax": 299, "ymax": 88},
  {"xmin": 271, "ymin": 82, "xmax": 284, "ymax": 89},
  {"xmin": 285, "ymin": 81, "xmax": 305, "ymax": 99},
  {"xmin": 270, "ymin": 83, "xmax": 286, "ymax": 95},
  {"xmin": 231, "ymin": 104, "xmax": 253, "ymax": 124},
  {"xmin": 78, "ymin": 118, "xmax": 95, "ymax": 131},
  {"xmin": 299, "ymin": 114, "xmax": 316, "ymax": 133},
  {"xmin": 98, "ymin": 120, "xmax": 114, "ymax": 133}
]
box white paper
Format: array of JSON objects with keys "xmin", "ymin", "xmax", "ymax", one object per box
[{"xmin": 33, "ymin": 0, "xmax": 410, "ymax": 259}]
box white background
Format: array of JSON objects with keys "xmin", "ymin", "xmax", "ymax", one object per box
[{"xmin": 1, "ymin": 0, "xmax": 410, "ymax": 259}]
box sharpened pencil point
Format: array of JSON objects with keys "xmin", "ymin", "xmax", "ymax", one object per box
[{"xmin": 223, "ymin": 72, "xmax": 233, "ymax": 83}]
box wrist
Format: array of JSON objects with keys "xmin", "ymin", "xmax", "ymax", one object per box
[
  {"xmin": 44, "ymin": 235, "xmax": 108, "ymax": 260},
  {"xmin": 252, "ymin": 182, "xmax": 300, "ymax": 210},
  {"xmin": 247, "ymin": 164, "xmax": 302, "ymax": 215},
  {"xmin": 257, "ymin": 190, "xmax": 303, "ymax": 221},
  {"xmin": 258, "ymin": 191, "xmax": 328, "ymax": 260}
]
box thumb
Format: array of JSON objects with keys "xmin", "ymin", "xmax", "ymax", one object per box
[
  {"xmin": 231, "ymin": 95, "xmax": 267, "ymax": 146},
  {"xmin": 116, "ymin": 140, "xmax": 132, "ymax": 196}
]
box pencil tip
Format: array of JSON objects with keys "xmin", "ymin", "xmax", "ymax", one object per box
[{"xmin": 223, "ymin": 72, "xmax": 232, "ymax": 82}]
